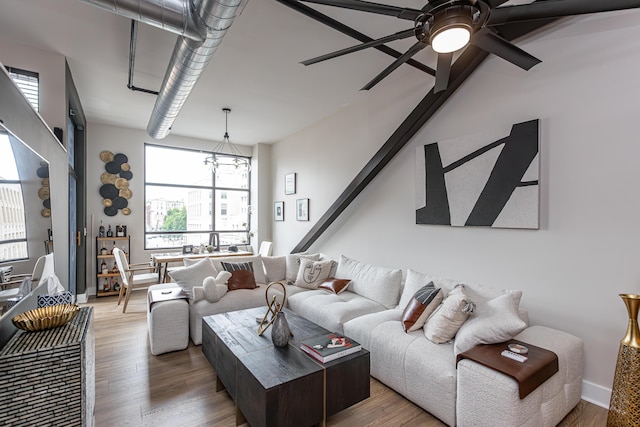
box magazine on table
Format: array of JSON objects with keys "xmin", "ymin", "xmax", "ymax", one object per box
[{"xmin": 300, "ymin": 333, "xmax": 362, "ymax": 363}]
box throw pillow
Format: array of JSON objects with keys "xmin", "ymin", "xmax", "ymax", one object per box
[
  {"xmin": 453, "ymin": 292, "xmax": 527, "ymax": 355},
  {"xmin": 318, "ymin": 278, "xmax": 351, "ymax": 294},
  {"xmin": 401, "ymin": 283, "xmax": 444, "ymax": 333},
  {"xmin": 221, "ymin": 261, "xmax": 257, "ymax": 291},
  {"xmin": 335, "ymin": 255, "xmax": 402, "ymax": 309},
  {"xmin": 202, "ymin": 271, "xmax": 232, "ymax": 303},
  {"xmin": 183, "ymin": 257, "xmax": 214, "ymax": 267},
  {"xmin": 262, "ymin": 255, "xmax": 286, "ymax": 283},
  {"xmin": 294, "ymin": 258, "xmax": 336, "ymax": 289},
  {"xmin": 211, "ymin": 256, "xmax": 266, "ymax": 284},
  {"xmin": 424, "ymin": 284, "xmax": 475, "ymax": 344},
  {"xmin": 285, "ymin": 253, "xmax": 320, "ymax": 282},
  {"xmin": 168, "ymin": 258, "xmax": 218, "ymax": 298},
  {"xmin": 399, "ymin": 269, "xmax": 436, "ymax": 309}
]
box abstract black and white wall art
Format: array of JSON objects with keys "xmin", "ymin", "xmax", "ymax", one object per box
[{"xmin": 416, "ymin": 119, "xmax": 539, "ymax": 229}]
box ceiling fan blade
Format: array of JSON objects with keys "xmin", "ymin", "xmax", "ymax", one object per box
[
  {"xmin": 361, "ymin": 41, "xmax": 428, "ymax": 90},
  {"xmin": 471, "ymin": 28, "xmax": 541, "ymax": 70},
  {"xmin": 488, "ymin": 0, "xmax": 640, "ymax": 26},
  {"xmin": 300, "ymin": 0, "xmax": 423, "ymax": 20},
  {"xmin": 434, "ymin": 53, "xmax": 453, "ymax": 93},
  {"xmin": 302, "ymin": 28, "xmax": 415, "ymax": 66}
]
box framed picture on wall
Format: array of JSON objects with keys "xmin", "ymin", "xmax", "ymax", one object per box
[
  {"xmin": 296, "ymin": 198, "xmax": 309, "ymax": 221},
  {"xmin": 274, "ymin": 201, "xmax": 284, "ymax": 221},
  {"xmin": 285, "ymin": 173, "xmax": 296, "ymax": 195}
]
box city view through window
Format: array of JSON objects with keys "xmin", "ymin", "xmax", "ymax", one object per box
[
  {"xmin": 144, "ymin": 144, "xmax": 250, "ymax": 250},
  {"xmin": 0, "ymin": 133, "xmax": 28, "ymax": 262}
]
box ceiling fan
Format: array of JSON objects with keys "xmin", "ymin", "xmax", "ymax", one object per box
[{"xmin": 299, "ymin": 0, "xmax": 640, "ymax": 92}]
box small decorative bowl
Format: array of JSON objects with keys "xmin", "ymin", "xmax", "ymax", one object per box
[{"xmin": 12, "ymin": 304, "xmax": 80, "ymax": 332}]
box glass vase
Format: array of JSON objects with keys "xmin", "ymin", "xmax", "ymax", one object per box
[{"xmin": 271, "ymin": 311, "xmax": 291, "ymax": 348}]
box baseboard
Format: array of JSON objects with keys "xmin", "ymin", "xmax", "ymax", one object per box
[{"xmin": 582, "ymin": 380, "xmax": 611, "ymax": 409}]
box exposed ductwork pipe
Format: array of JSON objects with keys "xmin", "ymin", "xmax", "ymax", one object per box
[
  {"xmin": 148, "ymin": 0, "xmax": 248, "ymax": 139},
  {"xmin": 81, "ymin": 0, "xmax": 206, "ymax": 41},
  {"xmin": 81, "ymin": 0, "xmax": 248, "ymax": 139}
]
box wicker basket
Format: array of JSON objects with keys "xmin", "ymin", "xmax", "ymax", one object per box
[{"xmin": 12, "ymin": 304, "xmax": 80, "ymax": 332}]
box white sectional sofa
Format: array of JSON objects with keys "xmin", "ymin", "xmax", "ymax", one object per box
[{"xmin": 161, "ymin": 252, "xmax": 583, "ymax": 426}]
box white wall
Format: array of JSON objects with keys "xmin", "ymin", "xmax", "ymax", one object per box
[
  {"xmin": 270, "ymin": 12, "xmax": 640, "ymax": 407},
  {"xmin": 85, "ymin": 122, "xmax": 259, "ymax": 294}
]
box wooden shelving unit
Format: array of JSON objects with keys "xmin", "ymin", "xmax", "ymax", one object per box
[{"xmin": 96, "ymin": 236, "xmax": 130, "ymax": 297}]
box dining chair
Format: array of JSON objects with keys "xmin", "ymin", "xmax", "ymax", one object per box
[
  {"xmin": 113, "ymin": 247, "xmax": 159, "ymax": 313},
  {"xmin": 258, "ymin": 241, "xmax": 273, "ymax": 257}
]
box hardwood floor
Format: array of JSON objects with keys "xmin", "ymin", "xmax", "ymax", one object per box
[{"xmin": 87, "ymin": 291, "xmax": 608, "ymax": 426}]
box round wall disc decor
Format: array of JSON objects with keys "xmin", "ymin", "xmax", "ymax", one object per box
[{"xmin": 100, "ymin": 151, "xmax": 133, "ymax": 216}]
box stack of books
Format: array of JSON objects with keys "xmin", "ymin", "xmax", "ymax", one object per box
[{"xmin": 300, "ymin": 333, "xmax": 362, "ymax": 363}]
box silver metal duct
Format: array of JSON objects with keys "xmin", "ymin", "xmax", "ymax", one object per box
[
  {"xmin": 82, "ymin": 0, "xmax": 206, "ymax": 41},
  {"xmin": 147, "ymin": 0, "xmax": 247, "ymax": 139},
  {"xmin": 82, "ymin": 0, "xmax": 248, "ymax": 139}
]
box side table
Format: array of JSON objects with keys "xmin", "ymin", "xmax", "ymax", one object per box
[{"xmin": 0, "ymin": 306, "xmax": 95, "ymax": 426}]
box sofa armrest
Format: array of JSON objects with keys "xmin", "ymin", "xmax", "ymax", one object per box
[{"xmin": 456, "ymin": 325, "xmax": 583, "ymax": 427}]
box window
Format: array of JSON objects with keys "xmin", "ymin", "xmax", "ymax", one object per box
[
  {"xmin": 144, "ymin": 144, "xmax": 251, "ymax": 249},
  {"xmin": 0, "ymin": 133, "xmax": 28, "ymax": 262},
  {"xmin": 7, "ymin": 66, "xmax": 39, "ymax": 111}
]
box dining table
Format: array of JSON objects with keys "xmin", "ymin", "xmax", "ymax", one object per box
[{"xmin": 151, "ymin": 250, "xmax": 254, "ymax": 282}]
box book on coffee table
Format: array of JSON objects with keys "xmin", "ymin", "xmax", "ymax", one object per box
[{"xmin": 300, "ymin": 333, "xmax": 362, "ymax": 363}]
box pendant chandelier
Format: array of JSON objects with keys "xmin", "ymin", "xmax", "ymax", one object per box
[{"xmin": 204, "ymin": 108, "xmax": 251, "ymax": 172}]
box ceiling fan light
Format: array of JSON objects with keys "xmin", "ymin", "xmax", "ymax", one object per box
[
  {"xmin": 429, "ymin": 9, "xmax": 473, "ymax": 54},
  {"xmin": 431, "ymin": 27, "xmax": 471, "ymax": 53}
]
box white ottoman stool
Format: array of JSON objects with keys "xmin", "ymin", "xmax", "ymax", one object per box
[{"xmin": 147, "ymin": 284, "xmax": 189, "ymax": 356}]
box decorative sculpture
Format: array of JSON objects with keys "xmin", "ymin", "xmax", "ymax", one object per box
[{"xmin": 257, "ymin": 282, "xmax": 292, "ymax": 346}]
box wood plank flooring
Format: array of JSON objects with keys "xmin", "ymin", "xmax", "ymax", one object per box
[{"xmin": 87, "ymin": 290, "xmax": 608, "ymax": 426}]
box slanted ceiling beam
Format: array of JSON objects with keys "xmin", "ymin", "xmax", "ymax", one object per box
[
  {"xmin": 291, "ymin": 45, "xmax": 488, "ymax": 253},
  {"xmin": 285, "ymin": 1, "xmax": 554, "ymax": 254}
]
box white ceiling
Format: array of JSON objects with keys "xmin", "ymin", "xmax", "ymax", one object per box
[{"xmin": 0, "ymin": 0, "xmax": 447, "ymax": 146}]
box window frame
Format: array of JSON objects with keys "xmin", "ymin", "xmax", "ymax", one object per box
[{"xmin": 143, "ymin": 143, "xmax": 251, "ymax": 250}]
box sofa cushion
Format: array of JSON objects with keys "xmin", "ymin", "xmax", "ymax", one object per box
[
  {"xmin": 287, "ymin": 289, "xmax": 387, "ymax": 334},
  {"xmin": 294, "ymin": 258, "xmax": 335, "ymax": 289},
  {"xmin": 285, "ymin": 253, "xmax": 320, "ymax": 282},
  {"xmin": 211, "ymin": 256, "xmax": 266, "ymax": 284},
  {"xmin": 262, "ymin": 255, "xmax": 286, "ymax": 282},
  {"xmin": 221, "ymin": 261, "xmax": 257, "ymax": 291},
  {"xmin": 318, "ymin": 278, "xmax": 351, "ymax": 295},
  {"xmin": 401, "ymin": 284, "xmax": 443, "ymax": 332},
  {"xmin": 402, "ymin": 272, "xmax": 463, "ymax": 309},
  {"xmin": 424, "ymin": 284, "xmax": 475, "ymax": 344},
  {"xmin": 454, "ymin": 293, "xmax": 527, "ymax": 354},
  {"xmin": 335, "ymin": 255, "xmax": 402, "ymax": 309},
  {"xmin": 168, "ymin": 258, "xmax": 218, "ymax": 299}
]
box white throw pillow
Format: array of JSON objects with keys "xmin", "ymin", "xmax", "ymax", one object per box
[
  {"xmin": 294, "ymin": 258, "xmax": 335, "ymax": 289},
  {"xmin": 453, "ymin": 293, "xmax": 527, "ymax": 355},
  {"xmin": 285, "ymin": 253, "xmax": 320, "ymax": 282},
  {"xmin": 169, "ymin": 258, "xmax": 218, "ymax": 299},
  {"xmin": 202, "ymin": 271, "xmax": 232, "ymax": 303},
  {"xmin": 262, "ymin": 255, "xmax": 286, "ymax": 283},
  {"xmin": 424, "ymin": 285, "xmax": 475, "ymax": 344},
  {"xmin": 335, "ymin": 255, "xmax": 402, "ymax": 309}
]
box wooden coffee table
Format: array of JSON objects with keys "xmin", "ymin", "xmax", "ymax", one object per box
[{"xmin": 202, "ymin": 307, "xmax": 370, "ymax": 427}]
